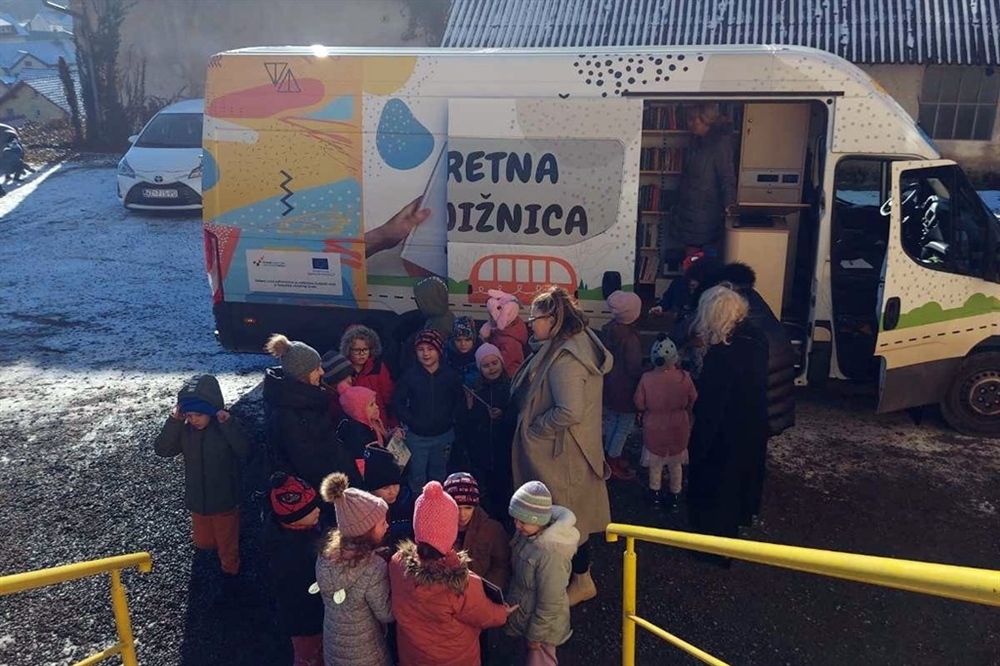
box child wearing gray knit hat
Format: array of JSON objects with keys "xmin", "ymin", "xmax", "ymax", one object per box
[
  {"xmin": 506, "ymin": 480, "xmax": 579, "ymax": 660},
  {"xmin": 266, "ymin": 334, "xmax": 322, "ymax": 384}
]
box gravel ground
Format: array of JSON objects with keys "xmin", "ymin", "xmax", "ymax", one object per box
[{"xmin": 1, "ymin": 163, "xmax": 998, "ymax": 666}]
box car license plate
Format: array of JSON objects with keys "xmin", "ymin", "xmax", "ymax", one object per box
[{"xmin": 143, "ymin": 188, "xmax": 178, "ymax": 198}]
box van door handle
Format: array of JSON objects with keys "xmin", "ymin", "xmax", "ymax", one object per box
[{"xmin": 883, "ymin": 297, "xmax": 901, "ymax": 331}]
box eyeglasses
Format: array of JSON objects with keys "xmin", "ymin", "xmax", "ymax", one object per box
[
  {"xmin": 526, "ymin": 314, "xmax": 553, "ymax": 324},
  {"xmin": 350, "ymin": 347, "xmax": 371, "ymax": 355}
]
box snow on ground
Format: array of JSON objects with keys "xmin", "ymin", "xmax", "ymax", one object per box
[{"xmin": 0, "ymin": 162, "xmax": 267, "ymax": 465}]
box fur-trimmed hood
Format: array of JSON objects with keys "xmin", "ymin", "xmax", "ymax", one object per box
[
  {"xmin": 530, "ymin": 506, "xmax": 580, "ymax": 559},
  {"xmin": 396, "ymin": 540, "xmax": 471, "ymax": 595}
]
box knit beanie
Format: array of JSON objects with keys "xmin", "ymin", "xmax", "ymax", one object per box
[
  {"xmin": 363, "ymin": 446, "xmax": 402, "ymax": 492},
  {"xmin": 179, "ymin": 396, "xmax": 217, "ymax": 417},
  {"xmin": 269, "ymin": 472, "xmax": 320, "ymax": 524},
  {"xmin": 413, "ymin": 481, "xmax": 459, "ymax": 555},
  {"xmin": 321, "ymin": 349, "xmax": 353, "ymax": 386},
  {"xmin": 452, "ymin": 316, "xmax": 476, "ymax": 341},
  {"xmin": 443, "ymin": 472, "xmax": 480, "ymax": 507},
  {"xmin": 474, "ymin": 343, "xmax": 503, "ymax": 369},
  {"xmin": 414, "ymin": 329, "xmax": 445, "ymax": 356},
  {"xmin": 650, "ymin": 333, "xmax": 678, "ymax": 368},
  {"xmin": 340, "ymin": 386, "xmax": 378, "ymax": 425},
  {"xmin": 320, "ymin": 472, "xmax": 388, "ymax": 538},
  {"xmin": 607, "ymin": 290, "xmax": 642, "ymax": 325},
  {"xmin": 509, "ymin": 480, "xmax": 553, "ymax": 526},
  {"xmin": 266, "ymin": 334, "xmax": 321, "ymax": 381}
]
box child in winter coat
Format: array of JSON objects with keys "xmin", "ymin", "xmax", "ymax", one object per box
[
  {"xmin": 391, "ymin": 330, "xmax": 466, "ymax": 493},
  {"xmin": 446, "ymin": 316, "xmax": 481, "ymax": 389},
  {"xmin": 363, "ymin": 445, "xmax": 415, "ymax": 550},
  {"xmin": 479, "ymin": 289, "xmax": 529, "ymax": 378},
  {"xmin": 154, "ymin": 374, "xmax": 249, "ymax": 586},
  {"xmin": 600, "ymin": 290, "xmax": 645, "ymax": 481},
  {"xmin": 337, "ymin": 386, "xmax": 390, "ymax": 476},
  {"xmin": 340, "ymin": 325, "xmax": 397, "ymax": 429},
  {"xmin": 634, "ymin": 335, "xmax": 698, "ymax": 510},
  {"xmin": 466, "ymin": 344, "xmax": 517, "ymax": 519},
  {"xmin": 444, "ymin": 472, "xmax": 511, "ymax": 666},
  {"xmin": 506, "ymin": 481, "xmax": 580, "ymax": 665},
  {"xmin": 399, "ymin": 276, "xmax": 456, "ymax": 374},
  {"xmin": 389, "ymin": 481, "xmax": 515, "ymax": 666},
  {"xmin": 316, "ymin": 473, "xmax": 393, "ymax": 666},
  {"xmin": 264, "ymin": 473, "xmax": 324, "ymax": 666}
]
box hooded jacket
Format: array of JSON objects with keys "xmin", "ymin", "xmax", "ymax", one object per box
[
  {"xmin": 672, "ymin": 124, "xmax": 737, "ymax": 247},
  {"xmin": 316, "ymin": 546, "xmax": 394, "ymax": 666},
  {"xmin": 392, "ymin": 363, "xmax": 466, "ymax": 437},
  {"xmin": 389, "ymin": 541, "xmax": 508, "ymax": 666},
  {"xmin": 702, "ymin": 263, "xmax": 797, "ymax": 436},
  {"xmin": 511, "ymin": 328, "xmax": 613, "ymax": 540},
  {"xmin": 505, "ymin": 505, "xmax": 579, "ymax": 646},
  {"xmin": 486, "ymin": 318, "xmax": 529, "ymax": 379},
  {"xmin": 600, "ymin": 320, "xmax": 644, "ymax": 413},
  {"xmin": 398, "ymin": 278, "xmax": 457, "ymax": 374},
  {"xmin": 459, "ymin": 506, "xmax": 510, "ymax": 590},
  {"xmin": 263, "ymin": 367, "xmax": 362, "ymax": 490},
  {"xmin": 153, "ymin": 374, "xmax": 248, "ymax": 514}
]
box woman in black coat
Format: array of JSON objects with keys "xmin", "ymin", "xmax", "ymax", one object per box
[{"xmin": 686, "ymin": 286, "xmax": 769, "ymax": 554}]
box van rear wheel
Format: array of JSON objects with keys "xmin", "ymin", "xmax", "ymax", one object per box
[{"xmin": 941, "ymin": 352, "xmax": 1000, "ymax": 438}]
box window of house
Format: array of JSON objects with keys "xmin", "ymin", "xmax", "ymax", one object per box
[
  {"xmin": 898, "ymin": 164, "xmax": 997, "ymax": 281},
  {"xmin": 919, "ymin": 66, "xmax": 999, "ymax": 141}
]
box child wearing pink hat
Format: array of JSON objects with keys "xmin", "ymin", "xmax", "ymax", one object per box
[
  {"xmin": 316, "ymin": 473, "xmax": 393, "ymax": 666},
  {"xmin": 467, "ymin": 343, "xmax": 517, "ymax": 520},
  {"xmin": 388, "ymin": 481, "xmax": 515, "ymax": 666},
  {"xmin": 600, "ymin": 290, "xmax": 645, "ymax": 481},
  {"xmin": 337, "ymin": 385, "xmax": 392, "ymax": 477},
  {"xmin": 479, "ymin": 289, "xmax": 530, "ymax": 378}
]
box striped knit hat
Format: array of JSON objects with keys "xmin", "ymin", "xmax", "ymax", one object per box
[
  {"xmin": 443, "ymin": 472, "xmax": 480, "ymax": 506},
  {"xmin": 509, "ymin": 480, "xmax": 553, "ymax": 526}
]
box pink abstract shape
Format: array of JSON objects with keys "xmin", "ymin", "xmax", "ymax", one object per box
[{"xmin": 207, "ymin": 80, "xmax": 326, "ymax": 119}]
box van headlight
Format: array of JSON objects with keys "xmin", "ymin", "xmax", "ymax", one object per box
[{"xmin": 117, "ymin": 158, "xmax": 135, "ymax": 178}]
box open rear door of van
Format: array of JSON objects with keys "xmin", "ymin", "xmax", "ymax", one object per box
[{"xmin": 875, "ymin": 158, "xmax": 964, "ymax": 413}]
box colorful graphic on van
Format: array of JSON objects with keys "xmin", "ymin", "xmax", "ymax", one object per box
[{"xmin": 203, "ymin": 53, "xmax": 640, "ymax": 313}]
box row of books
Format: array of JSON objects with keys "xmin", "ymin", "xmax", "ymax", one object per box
[
  {"xmin": 638, "ymin": 183, "xmax": 679, "ymax": 212},
  {"xmin": 638, "ymin": 221, "xmax": 659, "ymax": 249},
  {"xmin": 639, "ymin": 146, "xmax": 684, "ymax": 172},
  {"xmin": 642, "ymin": 104, "xmax": 689, "ymax": 130},
  {"xmin": 637, "ymin": 250, "xmax": 659, "ymax": 284}
]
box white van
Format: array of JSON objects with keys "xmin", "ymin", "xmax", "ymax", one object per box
[{"xmin": 202, "ymin": 46, "xmax": 999, "ymax": 435}]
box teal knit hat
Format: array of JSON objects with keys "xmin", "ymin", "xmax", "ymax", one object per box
[{"xmin": 509, "ymin": 481, "xmax": 552, "ymax": 526}]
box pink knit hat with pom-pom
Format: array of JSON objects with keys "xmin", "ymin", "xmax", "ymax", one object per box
[{"xmin": 413, "ymin": 481, "xmax": 459, "ymax": 555}]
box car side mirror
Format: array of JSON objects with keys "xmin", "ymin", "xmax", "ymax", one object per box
[{"xmin": 128, "ymin": 135, "xmax": 138, "ymax": 145}]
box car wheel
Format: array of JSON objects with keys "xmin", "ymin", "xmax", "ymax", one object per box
[{"xmin": 940, "ymin": 352, "xmax": 1000, "ymax": 438}]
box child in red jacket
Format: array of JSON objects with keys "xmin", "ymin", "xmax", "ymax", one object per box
[{"xmin": 388, "ymin": 481, "xmax": 516, "ymax": 666}]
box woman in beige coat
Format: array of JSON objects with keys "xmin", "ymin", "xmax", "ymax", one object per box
[{"xmin": 509, "ymin": 286, "xmax": 613, "ymax": 606}]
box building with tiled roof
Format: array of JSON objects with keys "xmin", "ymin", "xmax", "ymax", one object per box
[{"xmin": 0, "ymin": 75, "xmax": 83, "ymax": 127}]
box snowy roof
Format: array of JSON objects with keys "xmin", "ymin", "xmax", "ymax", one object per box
[
  {"xmin": 0, "ymin": 13, "xmax": 30, "ymax": 37},
  {"xmin": 0, "ymin": 39, "xmax": 77, "ymax": 70},
  {"xmin": 30, "ymin": 8, "xmax": 74, "ymax": 31},
  {"xmin": 442, "ymin": 0, "xmax": 1000, "ymax": 66},
  {"xmin": 0, "ymin": 75, "xmax": 83, "ymax": 116}
]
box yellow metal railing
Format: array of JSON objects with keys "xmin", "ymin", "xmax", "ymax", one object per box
[
  {"xmin": 606, "ymin": 524, "xmax": 1000, "ymax": 666},
  {"xmin": 0, "ymin": 552, "xmax": 153, "ymax": 666}
]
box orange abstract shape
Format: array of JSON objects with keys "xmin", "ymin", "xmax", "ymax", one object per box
[
  {"xmin": 207, "ymin": 79, "xmax": 326, "ymax": 119},
  {"xmin": 362, "ymin": 56, "xmax": 417, "ymax": 95},
  {"xmin": 322, "ymin": 239, "xmax": 365, "ymax": 271}
]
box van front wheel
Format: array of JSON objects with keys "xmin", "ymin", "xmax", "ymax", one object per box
[{"xmin": 941, "ymin": 352, "xmax": 1000, "ymax": 438}]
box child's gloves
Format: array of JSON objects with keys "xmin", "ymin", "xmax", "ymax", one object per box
[{"xmin": 216, "ymin": 409, "xmax": 231, "ymax": 423}]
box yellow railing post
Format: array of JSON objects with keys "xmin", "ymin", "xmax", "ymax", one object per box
[
  {"xmin": 110, "ymin": 569, "xmax": 138, "ymax": 666},
  {"xmin": 622, "ymin": 536, "xmax": 637, "ymax": 666}
]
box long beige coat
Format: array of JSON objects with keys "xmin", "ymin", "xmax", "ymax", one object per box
[{"xmin": 510, "ymin": 329, "xmax": 613, "ymax": 541}]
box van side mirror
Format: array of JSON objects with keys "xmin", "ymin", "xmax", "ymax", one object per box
[{"xmin": 128, "ymin": 135, "xmax": 138, "ymax": 144}]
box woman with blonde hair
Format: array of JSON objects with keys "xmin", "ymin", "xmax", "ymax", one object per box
[
  {"xmin": 509, "ymin": 286, "xmax": 613, "ymax": 605},
  {"xmin": 686, "ymin": 285, "xmax": 769, "ymax": 564}
]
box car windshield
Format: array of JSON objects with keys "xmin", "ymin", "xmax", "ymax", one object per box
[{"xmin": 135, "ymin": 112, "xmax": 202, "ymax": 148}]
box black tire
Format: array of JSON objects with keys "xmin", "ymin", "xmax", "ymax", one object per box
[{"xmin": 940, "ymin": 352, "xmax": 1000, "ymax": 438}]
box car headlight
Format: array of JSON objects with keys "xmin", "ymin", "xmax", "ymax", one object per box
[
  {"xmin": 117, "ymin": 158, "xmax": 135, "ymax": 178},
  {"xmin": 189, "ymin": 157, "xmax": 203, "ymax": 180}
]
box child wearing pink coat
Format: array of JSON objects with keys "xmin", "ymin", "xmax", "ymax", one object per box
[
  {"xmin": 634, "ymin": 334, "xmax": 698, "ymax": 510},
  {"xmin": 478, "ymin": 289, "xmax": 529, "ymax": 378}
]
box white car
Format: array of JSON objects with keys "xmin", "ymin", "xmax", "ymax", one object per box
[{"xmin": 117, "ymin": 99, "xmax": 204, "ymax": 210}]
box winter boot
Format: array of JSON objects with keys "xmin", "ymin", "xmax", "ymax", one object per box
[
  {"xmin": 645, "ymin": 488, "xmax": 662, "ymax": 507},
  {"xmin": 566, "ymin": 568, "xmax": 597, "ymax": 606},
  {"xmin": 608, "ymin": 457, "xmax": 636, "ymax": 481},
  {"xmin": 664, "ymin": 493, "xmax": 680, "ymax": 512}
]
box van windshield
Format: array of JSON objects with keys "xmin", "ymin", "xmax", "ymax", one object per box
[{"xmin": 136, "ymin": 112, "xmax": 203, "ymax": 148}]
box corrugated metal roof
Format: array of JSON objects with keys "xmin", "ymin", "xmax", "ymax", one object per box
[{"xmin": 442, "ymin": 0, "xmax": 1000, "ymax": 66}]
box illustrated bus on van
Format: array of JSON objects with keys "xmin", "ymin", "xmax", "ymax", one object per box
[{"xmin": 203, "ymin": 45, "xmax": 999, "ymax": 436}]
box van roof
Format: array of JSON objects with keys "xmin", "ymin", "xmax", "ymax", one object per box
[
  {"xmin": 160, "ymin": 98, "xmax": 204, "ymax": 114},
  {"xmin": 220, "ymin": 44, "xmax": 826, "ymax": 59}
]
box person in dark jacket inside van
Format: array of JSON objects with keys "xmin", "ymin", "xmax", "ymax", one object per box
[
  {"xmin": 701, "ymin": 262, "xmax": 798, "ymax": 528},
  {"xmin": 667, "ymin": 103, "xmax": 737, "ymax": 256},
  {"xmin": 154, "ymin": 374, "xmax": 249, "ymax": 583}
]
